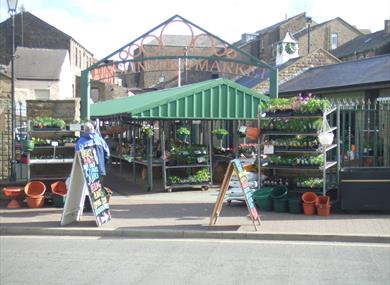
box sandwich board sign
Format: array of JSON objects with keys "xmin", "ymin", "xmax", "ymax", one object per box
[
  {"xmin": 61, "ymin": 147, "xmax": 111, "ymax": 226},
  {"xmin": 209, "ymin": 159, "xmax": 261, "ymax": 231}
]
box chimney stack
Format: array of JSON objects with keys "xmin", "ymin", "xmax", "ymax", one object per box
[{"xmin": 385, "ymin": 20, "xmax": 390, "ymax": 33}]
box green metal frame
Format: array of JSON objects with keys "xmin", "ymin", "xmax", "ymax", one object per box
[{"xmin": 81, "ymin": 14, "xmax": 278, "ymax": 120}]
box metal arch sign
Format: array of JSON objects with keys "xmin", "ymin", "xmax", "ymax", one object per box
[{"xmin": 81, "ymin": 14, "xmax": 278, "ymax": 119}]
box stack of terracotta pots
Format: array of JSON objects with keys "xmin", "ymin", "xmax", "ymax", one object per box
[
  {"xmin": 24, "ymin": 181, "xmax": 46, "ymax": 208},
  {"xmin": 316, "ymin": 195, "xmax": 331, "ymax": 216},
  {"xmin": 302, "ymin": 192, "xmax": 318, "ymax": 215}
]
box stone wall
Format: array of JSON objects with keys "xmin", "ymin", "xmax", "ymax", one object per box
[
  {"xmin": 298, "ymin": 19, "xmax": 361, "ymax": 57},
  {"xmin": 0, "ymin": 72, "xmax": 11, "ymax": 179},
  {"xmin": 255, "ymin": 48, "xmax": 341, "ymax": 93},
  {"xmin": 26, "ymin": 99, "xmax": 80, "ymax": 124}
]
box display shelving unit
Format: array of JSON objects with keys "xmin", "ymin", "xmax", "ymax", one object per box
[
  {"xmin": 259, "ymin": 107, "xmax": 340, "ymax": 197},
  {"xmin": 161, "ymin": 127, "xmax": 213, "ymax": 192},
  {"xmin": 27, "ymin": 127, "xmax": 77, "ymax": 181}
]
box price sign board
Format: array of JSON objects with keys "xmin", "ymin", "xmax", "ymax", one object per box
[
  {"xmin": 210, "ymin": 159, "xmax": 261, "ymax": 230},
  {"xmin": 61, "ymin": 146, "xmax": 111, "ymax": 227}
]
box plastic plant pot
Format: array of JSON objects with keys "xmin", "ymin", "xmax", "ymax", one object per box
[
  {"xmin": 288, "ymin": 197, "xmax": 303, "ymax": 214},
  {"xmin": 253, "ymin": 188, "xmax": 273, "ymax": 211},
  {"xmin": 273, "ymin": 198, "xmax": 288, "ymax": 212},
  {"xmin": 270, "ymin": 186, "xmax": 288, "ymax": 199}
]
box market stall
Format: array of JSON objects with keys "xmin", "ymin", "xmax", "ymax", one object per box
[{"xmin": 90, "ymin": 78, "xmax": 268, "ymax": 191}]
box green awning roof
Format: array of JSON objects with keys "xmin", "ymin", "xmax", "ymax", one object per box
[{"xmin": 90, "ymin": 78, "xmax": 268, "ymax": 120}]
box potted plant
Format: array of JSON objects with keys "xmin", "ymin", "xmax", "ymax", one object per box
[
  {"xmin": 32, "ymin": 116, "xmax": 66, "ymax": 129},
  {"xmin": 141, "ymin": 124, "xmax": 154, "ymax": 138},
  {"xmin": 194, "ymin": 168, "xmax": 210, "ymax": 183},
  {"xmin": 176, "ymin": 127, "xmax": 190, "ymax": 141},
  {"xmin": 211, "ymin": 128, "xmax": 228, "ymax": 140}
]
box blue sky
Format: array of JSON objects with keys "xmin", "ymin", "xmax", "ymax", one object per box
[{"xmin": 1, "ymin": 0, "xmax": 389, "ymax": 59}]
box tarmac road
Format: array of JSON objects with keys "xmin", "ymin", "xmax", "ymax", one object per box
[{"xmin": 1, "ymin": 236, "xmax": 389, "ymax": 285}]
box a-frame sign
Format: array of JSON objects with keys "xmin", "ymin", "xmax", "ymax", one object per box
[
  {"xmin": 210, "ymin": 159, "xmax": 261, "ymax": 231},
  {"xmin": 61, "ymin": 147, "xmax": 111, "ymax": 226}
]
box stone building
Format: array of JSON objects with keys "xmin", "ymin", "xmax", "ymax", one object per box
[
  {"xmin": 235, "ymin": 13, "xmax": 363, "ymax": 64},
  {"xmin": 236, "ymin": 13, "xmax": 310, "ymax": 64},
  {"xmin": 13, "ymin": 47, "xmax": 73, "ymax": 102},
  {"xmin": 0, "ymin": 11, "xmax": 95, "ymax": 97},
  {"xmin": 252, "ymin": 48, "xmax": 341, "ymax": 93},
  {"xmin": 293, "ymin": 17, "xmax": 364, "ymax": 57},
  {"xmin": 332, "ymin": 20, "xmax": 390, "ymax": 61},
  {"xmin": 121, "ymin": 35, "xmax": 219, "ymax": 89}
]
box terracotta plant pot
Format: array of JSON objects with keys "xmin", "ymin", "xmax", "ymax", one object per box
[
  {"xmin": 303, "ymin": 202, "xmax": 316, "ymax": 215},
  {"xmin": 246, "ymin": 127, "xmax": 261, "ymax": 140},
  {"xmin": 316, "ymin": 204, "xmax": 331, "ymax": 216},
  {"xmin": 316, "ymin": 195, "xmax": 330, "ymax": 205},
  {"xmin": 302, "ymin": 192, "xmax": 318, "ymax": 204},
  {"xmin": 25, "ymin": 181, "xmax": 46, "ymax": 197},
  {"xmin": 2, "ymin": 187, "xmax": 24, "ymax": 209},
  {"xmin": 51, "ymin": 181, "xmax": 67, "ymax": 196},
  {"xmin": 27, "ymin": 196, "xmax": 45, "ymax": 208}
]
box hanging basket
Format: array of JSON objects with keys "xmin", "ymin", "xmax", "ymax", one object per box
[
  {"xmin": 177, "ymin": 133, "xmax": 188, "ymax": 141},
  {"xmin": 318, "ymin": 117, "xmax": 334, "ymax": 146},
  {"xmin": 318, "ymin": 132, "xmax": 334, "ymax": 146}
]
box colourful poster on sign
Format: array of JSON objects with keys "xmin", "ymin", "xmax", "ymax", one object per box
[
  {"xmin": 209, "ymin": 160, "xmax": 261, "ymax": 230},
  {"xmin": 79, "ymin": 147, "xmax": 111, "ymax": 226},
  {"xmin": 232, "ymin": 159, "xmax": 259, "ymax": 220}
]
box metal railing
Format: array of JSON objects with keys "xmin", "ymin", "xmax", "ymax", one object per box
[{"xmin": 330, "ymin": 98, "xmax": 390, "ymax": 168}]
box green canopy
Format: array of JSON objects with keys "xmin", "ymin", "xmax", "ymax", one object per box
[{"xmin": 91, "ymin": 78, "xmax": 268, "ymax": 120}]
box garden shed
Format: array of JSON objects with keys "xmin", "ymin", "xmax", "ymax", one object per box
[{"xmin": 90, "ymin": 78, "xmax": 268, "ymax": 191}]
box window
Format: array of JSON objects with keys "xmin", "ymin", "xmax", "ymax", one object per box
[
  {"xmin": 331, "ymin": 33, "xmax": 338, "ymax": 50},
  {"xmin": 35, "ymin": 89, "xmax": 50, "ymax": 100},
  {"xmin": 75, "ymin": 48, "xmax": 78, "ymax": 67}
]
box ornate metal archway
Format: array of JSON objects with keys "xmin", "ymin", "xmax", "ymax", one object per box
[{"xmin": 81, "ymin": 14, "xmax": 278, "ymax": 119}]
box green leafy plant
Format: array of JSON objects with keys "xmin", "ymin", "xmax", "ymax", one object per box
[
  {"xmin": 32, "ymin": 116, "xmax": 66, "ymax": 129},
  {"xmin": 168, "ymin": 176, "xmax": 182, "ymax": 184},
  {"xmin": 141, "ymin": 124, "xmax": 154, "ymax": 137},
  {"xmin": 176, "ymin": 127, "xmax": 190, "ymax": 136},
  {"xmin": 211, "ymin": 128, "xmax": 229, "ymax": 136},
  {"xmin": 194, "ymin": 168, "xmax": 211, "ymax": 182}
]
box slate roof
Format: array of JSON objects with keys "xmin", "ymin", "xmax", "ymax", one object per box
[
  {"xmin": 235, "ymin": 57, "xmax": 300, "ymax": 88},
  {"xmin": 257, "ymin": 13, "xmax": 306, "ymax": 35},
  {"xmin": 293, "ymin": 17, "xmax": 362, "ymax": 39},
  {"xmin": 14, "ymin": 47, "xmax": 68, "ymax": 80},
  {"xmin": 234, "ymin": 13, "xmax": 307, "ymax": 47},
  {"xmin": 279, "ymin": 54, "xmax": 390, "ymax": 94},
  {"xmin": 332, "ymin": 30, "xmax": 390, "ymax": 58}
]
